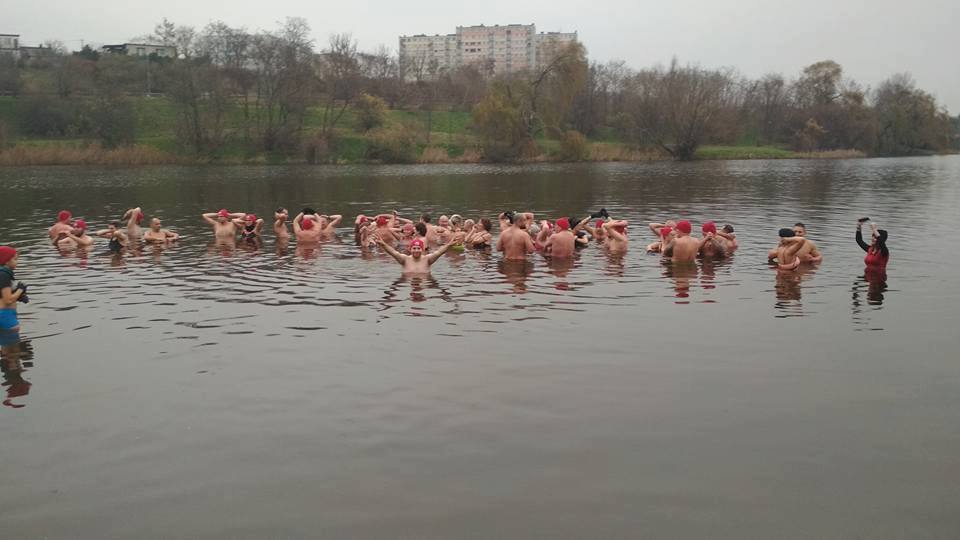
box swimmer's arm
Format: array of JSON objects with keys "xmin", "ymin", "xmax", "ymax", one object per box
[
  {"xmin": 95, "ymin": 229, "xmax": 113, "ymax": 238},
  {"xmin": 782, "ymin": 236, "xmax": 805, "ymax": 256},
  {"xmin": 603, "ymin": 220, "xmax": 628, "ymax": 242},
  {"xmin": 542, "ymin": 235, "xmax": 554, "ymax": 253},
  {"xmin": 767, "ymin": 247, "xmax": 779, "ymax": 261},
  {"xmin": 292, "ymin": 213, "xmax": 304, "ymax": 233},
  {"xmin": 573, "ymin": 216, "xmax": 591, "ymax": 233},
  {"xmin": 201, "ymin": 213, "xmax": 219, "ymax": 225},
  {"xmin": 123, "ymin": 207, "xmax": 141, "ymax": 226},
  {"xmin": 326, "ymin": 215, "xmax": 343, "ymax": 227},
  {"xmin": 377, "ymin": 238, "xmax": 407, "ymax": 264},
  {"xmin": 717, "ymin": 231, "xmax": 736, "ymax": 242},
  {"xmin": 164, "ymin": 230, "xmax": 180, "ymax": 241},
  {"xmin": 662, "ymin": 238, "xmax": 676, "ymax": 257},
  {"xmin": 253, "ymin": 219, "xmax": 265, "ymax": 234},
  {"xmin": 649, "ymin": 222, "xmax": 665, "ymax": 235},
  {"xmin": 427, "ymin": 239, "xmax": 455, "ymax": 264},
  {"xmin": 855, "ymin": 227, "xmax": 870, "ymax": 252},
  {"xmin": 495, "ymin": 233, "xmax": 505, "ymax": 252}
]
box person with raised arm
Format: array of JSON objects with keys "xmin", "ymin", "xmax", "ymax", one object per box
[
  {"xmin": 698, "ymin": 221, "xmax": 727, "ymax": 259},
  {"xmin": 771, "ymin": 228, "xmax": 807, "ymax": 271},
  {"xmin": 95, "ymin": 222, "xmax": 130, "ymax": 253},
  {"xmin": 603, "ymin": 219, "xmax": 630, "ymax": 253},
  {"xmin": 376, "ymin": 235, "xmax": 455, "ymax": 275},
  {"xmin": 543, "ymin": 217, "xmax": 576, "ymax": 259},
  {"xmin": 58, "ymin": 219, "xmax": 95, "ymax": 249},
  {"xmin": 316, "ymin": 213, "xmax": 343, "ymax": 239},
  {"xmin": 121, "ymin": 207, "xmax": 145, "ymax": 239},
  {"xmin": 273, "ymin": 208, "xmax": 290, "ymax": 241},
  {"xmin": 48, "ymin": 210, "xmax": 74, "ymax": 241},
  {"xmin": 293, "ymin": 212, "xmax": 323, "ymax": 243},
  {"xmin": 647, "ymin": 219, "xmax": 677, "ymax": 252},
  {"xmin": 143, "ymin": 218, "xmax": 180, "ymax": 243},
  {"xmin": 662, "ymin": 220, "xmax": 698, "ymax": 262},
  {"xmin": 202, "ymin": 209, "xmax": 246, "ymax": 239},
  {"xmin": 238, "ymin": 214, "xmax": 264, "ymax": 241},
  {"xmin": 856, "ymin": 218, "xmax": 889, "ymax": 269}
]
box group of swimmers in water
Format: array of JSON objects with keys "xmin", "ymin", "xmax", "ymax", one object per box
[{"xmin": 0, "ymin": 205, "xmax": 891, "ymax": 333}]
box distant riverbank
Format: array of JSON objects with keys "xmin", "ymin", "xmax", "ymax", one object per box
[{"xmin": 0, "ymin": 142, "xmax": 869, "ymax": 167}]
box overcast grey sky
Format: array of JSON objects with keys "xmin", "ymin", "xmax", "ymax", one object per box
[{"xmin": 7, "ymin": 0, "xmax": 959, "ymax": 112}]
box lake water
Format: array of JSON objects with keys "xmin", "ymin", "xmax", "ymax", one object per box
[{"xmin": 1, "ymin": 158, "xmax": 959, "ymax": 538}]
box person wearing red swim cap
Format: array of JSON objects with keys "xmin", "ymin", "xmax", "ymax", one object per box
[
  {"xmin": 0, "ymin": 247, "xmax": 25, "ymax": 332},
  {"xmin": 294, "ymin": 211, "xmax": 324, "ymax": 243},
  {"xmin": 698, "ymin": 221, "xmax": 727, "ymax": 259},
  {"xmin": 602, "ymin": 219, "xmax": 630, "ymax": 253},
  {"xmin": 646, "ymin": 219, "xmax": 677, "ymax": 253},
  {"xmin": 662, "ymin": 220, "xmax": 700, "ymax": 263},
  {"xmin": 57, "ymin": 219, "xmax": 95, "ymax": 249},
  {"xmin": 121, "ymin": 207, "xmax": 146, "ymax": 239},
  {"xmin": 543, "ymin": 217, "xmax": 576, "ymax": 259},
  {"xmin": 202, "ymin": 209, "xmax": 247, "ymax": 241},
  {"xmin": 143, "ymin": 217, "xmax": 180, "ymax": 243},
  {"xmin": 48, "ymin": 210, "xmax": 74, "ymax": 241},
  {"xmin": 376, "ymin": 232, "xmax": 456, "ymax": 274}
]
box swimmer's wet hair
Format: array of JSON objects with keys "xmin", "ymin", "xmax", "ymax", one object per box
[
  {"xmin": 480, "ymin": 218, "xmax": 492, "ymax": 231},
  {"xmin": 794, "ymin": 222, "xmax": 806, "ymax": 229},
  {"xmin": 302, "ymin": 207, "xmax": 316, "ymax": 215},
  {"xmin": 421, "ymin": 213, "xmax": 431, "ymax": 223},
  {"xmin": 722, "ymin": 224, "xmax": 734, "ymax": 233},
  {"xmin": 415, "ymin": 222, "xmax": 427, "ymax": 236},
  {"xmin": 779, "ymin": 228, "xmax": 795, "ymax": 238}
]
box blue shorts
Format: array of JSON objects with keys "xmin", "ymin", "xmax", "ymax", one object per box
[{"xmin": 0, "ymin": 308, "xmax": 19, "ymax": 331}]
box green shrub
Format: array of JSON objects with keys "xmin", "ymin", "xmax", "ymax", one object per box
[
  {"xmin": 559, "ymin": 129, "xmax": 590, "ymax": 161},
  {"xmin": 355, "ymin": 93, "xmax": 388, "ymax": 132},
  {"xmin": 365, "ymin": 127, "xmax": 417, "ymax": 163}
]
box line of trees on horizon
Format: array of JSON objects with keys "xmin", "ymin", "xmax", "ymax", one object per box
[{"xmin": 0, "ymin": 17, "xmax": 957, "ymax": 162}]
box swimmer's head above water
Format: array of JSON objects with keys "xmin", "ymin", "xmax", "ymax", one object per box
[
  {"xmin": 779, "ymin": 228, "xmax": 795, "ymax": 238},
  {"xmin": 409, "ymin": 238, "xmax": 425, "ymax": 258}
]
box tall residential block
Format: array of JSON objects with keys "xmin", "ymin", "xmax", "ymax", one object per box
[{"xmin": 399, "ymin": 24, "xmax": 577, "ymax": 80}]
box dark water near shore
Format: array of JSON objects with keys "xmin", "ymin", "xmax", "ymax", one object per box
[{"xmin": 2, "ymin": 158, "xmax": 959, "ymax": 538}]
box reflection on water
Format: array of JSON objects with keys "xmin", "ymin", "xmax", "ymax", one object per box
[
  {"xmin": 1, "ymin": 158, "xmax": 959, "ymax": 537},
  {"xmin": 1, "ymin": 333, "xmax": 34, "ymax": 409},
  {"xmin": 851, "ymin": 268, "xmax": 890, "ymax": 330}
]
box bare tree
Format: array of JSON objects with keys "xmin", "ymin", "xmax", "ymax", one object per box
[{"xmin": 315, "ymin": 33, "xmax": 361, "ymax": 138}]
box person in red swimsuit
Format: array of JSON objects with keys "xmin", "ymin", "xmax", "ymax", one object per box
[{"xmin": 856, "ymin": 219, "xmax": 889, "ymax": 269}]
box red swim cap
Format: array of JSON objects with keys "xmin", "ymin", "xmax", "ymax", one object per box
[
  {"xmin": 702, "ymin": 221, "xmax": 717, "ymax": 235},
  {"xmin": 676, "ymin": 220, "xmax": 692, "ymax": 234},
  {"xmin": 0, "ymin": 246, "xmax": 16, "ymax": 265},
  {"xmin": 556, "ymin": 217, "xmax": 570, "ymax": 230},
  {"xmin": 73, "ymin": 219, "xmax": 87, "ymax": 231},
  {"xmin": 58, "ymin": 210, "xmax": 72, "ymax": 222},
  {"xmin": 135, "ymin": 211, "xmax": 144, "ymax": 224},
  {"xmin": 301, "ymin": 218, "xmax": 315, "ymax": 230},
  {"xmin": 596, "ymin": 219, "xmax": 605, "ymax": 229},
  {"xmin": 217, "ymin": 209, "xmax": 230, "ymax": 219},
  {"xmin": 410, "ymin": 238, "xmax": 425, "ymax": 250},
  {"xmin": 376, "ymin": 216, "xmax": 389, "ymax": 227},
  {"xmin": 660, "ymin": 226, "xmax": 673, "ymax": 239},
  {"xmin": 245, "ymin": 214, "xmax": 257, "ymax": 222}
]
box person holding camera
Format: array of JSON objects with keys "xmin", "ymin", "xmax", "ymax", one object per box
[{"xmin": 0, "ymin": 247, "xmax": 28, "ymax": 332}]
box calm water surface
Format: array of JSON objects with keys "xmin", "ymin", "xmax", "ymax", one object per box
[{"xmin": 1, "ymin": 158, "xmax": 959, "ymax": 538}]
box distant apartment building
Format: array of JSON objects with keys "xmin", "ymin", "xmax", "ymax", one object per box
[
  {"xmin": 399, "ymin": 24, "xmax": 577, "ymax": 80},
  {"xmin": 101, "ymin": 43, "xmax": 177, "ymax": 58},
  {"xmin": 0, "ymin": 34, "xmax": 20, "ymax": 58}
]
